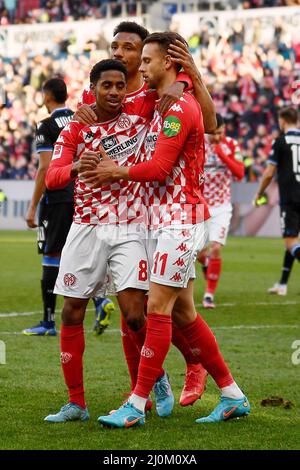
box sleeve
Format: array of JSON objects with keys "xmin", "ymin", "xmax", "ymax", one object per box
[
  {"xmin": 45, "ymin": 122, "xmax": 80, "ymax": 190},
  {"xmin": 215, "ymin": 140, "xmax": 245, "ymax": 180},
  {"xmin": 35, "ymin": 121, "xmax": 54, "ymax": 153},
  {"xmin": 267, "ymin": 138, "xmax": 281, "ymax": 166},
  {"xmin": 129, "ymin": 99, "xmax": 193, "ymax": 183},
  {"xmin": 176, "ymin": 72, "xmax": 193, "ymax": 92}
]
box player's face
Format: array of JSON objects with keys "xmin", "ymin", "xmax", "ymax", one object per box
[
  {"xmin": 209, "ymin": 125, "xmax": 225, "ymax": 144},
  {"xmin": 92, "ymin": 70, "xmax": 127, "ymax": 114},
  {"xmin": 110, "ymin": 32, "xmax": 143, "ymax": 76},
  {"xmin": 139, "ymin": 43, "xmax": 166, "ymax": 89}
]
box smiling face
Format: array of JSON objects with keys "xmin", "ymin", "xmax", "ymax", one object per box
[
  {"xmin": 110, "ymin": 32, "xmax": 143, "ymax": 76},
  {"xmin": 91, "ymin": 70, "xmax": 127, "ymax": 116},
  {"xmin": 139, "ymin": 42, "xmax": 168, "ymax": 90}
]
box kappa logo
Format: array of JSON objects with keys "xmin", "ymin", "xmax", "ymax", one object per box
[
  {"xmin": 173, "ymin": 258, "xmax": 185, "ymax": 267},
  {"xmin": 60, "ymin": 352, "xmax": 72, "ymax": 364},
  {"xmin": 176, "ymin": 243, "xmax": 187, "ymax": 252},
  {"xmin": 83, "ymin": 130, "xmax": 95, "ymax": 143},
  {"xmin": 141, "ymin": 346, "xmax": 154, "ymax": 358},
  {"xmin": 56, "ymin": 135, "xmax": 65, "ymax": 143},
  {"xmin": 63, "ymin": 273, "xmax": 77, "ymax": 287},
  {"xmin": 170, "ymin": 103, "xmax": 183, "ymax": 113},
  {"xmin": 36, "ymin": 135, "xmax": 45, "ymax": 144},
  {"xmin": 170, "ymin": 272, "xmax": 182, "ymax": 282},
  {"xmin": 102, "ymin": 135, "xmax": 118, "ymax": 151}
]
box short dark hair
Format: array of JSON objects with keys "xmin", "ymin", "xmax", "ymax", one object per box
[
  {"xmin": 143, "ymin": 32, "xmax": 188, "ymax": 72},
  {"xmin": 42, "ymin": 77, "xmax": 67, "ymax": 103},
  {"xmin": 90, "ymin": 59, "xmax": 128, "ymax": 85},
  {"xmin": 113, "ymin": 21, "xmax": 149, "ymax": 42},
  {"xmin": 278, "ymin": 107, "xmax": 298, "ymax": 125},
  {"xmin": 216, "ymin": 114, "xmax": 225, "ymax": 128}
]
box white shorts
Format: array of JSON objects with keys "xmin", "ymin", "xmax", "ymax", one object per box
[
  {"xmin": 147, "ymin": 222, "xmax": 209, "ymax": 288},
  {"xmin": 55, "ymin": 223, "xmax": 149, "ymax": 299},
  {"xmin": 207, "ymin": 204, "xmax": 232, "ymax": 245}
]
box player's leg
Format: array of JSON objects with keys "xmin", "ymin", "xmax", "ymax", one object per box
[
  {"xmin": 23, "ymin": 202, "xmax": 74, "ymax": 336},
  {"xmin": 45, "ymin": 223, "xmax": 109, "ymax": 423},
  {"xmin": 269, "ymin": 204, "xmax": 300, "ymax": 295},
  {"xmin": 197, "ymin": 247, "xmax": 209, "ymax": 279},
  {"xmin": 203, "ymin": 206, "xmax": 232, "ymax": 309}
]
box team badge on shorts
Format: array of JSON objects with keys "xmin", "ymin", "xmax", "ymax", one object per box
[{"xmin": 63, "ymin": 273, "xmax": 77, "ymax": 287}]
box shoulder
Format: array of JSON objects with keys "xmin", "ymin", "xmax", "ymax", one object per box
[{"xmin": 36, "ymin": 116, "xmax": 52, "ymax": 131}]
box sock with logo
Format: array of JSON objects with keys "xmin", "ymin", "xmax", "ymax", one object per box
[
  {"xmin": 60, "ymin": 323, "xmax": 86, "ymax": 409},
  {"xmin": 41, "ymin": 257, "xmax": 60, "ymax": 323},
  {"xmin": 134, "ymin": 313, "xmax": 172, "ymax": 399},
  {"xmin": 171, "ymin": 322, "xmax": 201, "ymax": 365},
  {"xmin": 180, "ymin": 314, "xmax": 233, "ymax": 388},
  {"xmin": 206, "ymin": 257, "xmax": 222, "ymax": 295},
  {"xmin": 279, "ymin": 250, "xmax": 295, "ymax": 284}
]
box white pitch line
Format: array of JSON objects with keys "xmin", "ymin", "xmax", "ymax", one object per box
[{"xmin": 1, "ymin": 324, "xmax": 299, "ymax": 336}]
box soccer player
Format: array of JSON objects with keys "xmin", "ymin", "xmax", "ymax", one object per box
[
  {"xmin": 76, "ymin": 21, "xmax": 215, "ymax": 408},
  {"xmin": 23, "ymin": 78, "xmax": 114, "ymax": 337},
  {"xmin": 83, "ymin": 33, "xmax": 250, "ymax": 428},
  {"xmin": 197, "ymin": 114, "xmax": 245, "ymax": 309},
  {"xmin": 23, "ymin": 78, "xmax": 74, "ymax": 336},
  {"xmin": 255, "ymin": 107, "xmax": 300, "ymax": 293}
]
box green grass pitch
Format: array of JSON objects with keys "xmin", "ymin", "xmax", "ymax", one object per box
[{"xmin": 0, "ymin": 230, "xmax": 299, "ymax": 450}]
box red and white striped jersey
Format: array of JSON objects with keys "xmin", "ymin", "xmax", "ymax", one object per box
[
  {"xmin": 142, "ymin": 93, "xmax": 210, "ymax": 229},
  {"xmin": 48, "ymin": 90, "xmax": 156, "ymax": 225},
  {"xmin": 203, "ymin": 136, "xmax": 242, "ymax": 207}
]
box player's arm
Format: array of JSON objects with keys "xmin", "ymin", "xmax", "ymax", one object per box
[
  {"xmin": 254, "ymin": 138, "xmax": 280, "ymax": 205},
  {"xmin": 81, "ymin": 104, "xmax": 192, "ymax": 187},
  {"xmin": 158, "ymin": 71, "xmax": 193, "ymax": 116},
  {"xmin": 214, "ymin": 142, "xmax": 245, "ymax": 180},
  {"xmin": 254, "ymin": 163, "xmax": 277, "ymax": 205},
  {"xmin": 168, "ymin": 39, "xmax": 217, "ymax": 133},
  {"xmin": 26, "ymin": 150, "xmax": 52, "ymax": 228}
]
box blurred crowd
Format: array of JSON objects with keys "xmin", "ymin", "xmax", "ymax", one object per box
[
  {"xmin": 0, "ymin": 5, "xmax": 300, "ymax": 180},
  {"xmin": 1, "ymin": 0, "xmax": 300, "ymax": 25},
  {"xmin": 0, "ymin": 0, "xmax": 138, "ymax": 24}
]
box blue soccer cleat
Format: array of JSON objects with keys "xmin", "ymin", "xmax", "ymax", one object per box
[
  {"xmin": 153, "ymin": 372, "xmax": 175, "ymax": 417},
  {"xmin": 195, "ymin": 395, "xmax": 250, "ymax": 423},
  {"xmin": 98, "ymin": 402, "xmax": 145, "ymax": 429},
  {"xmin": 23, "ymin": 321, "xmax": 57, "ymax": 336},
  {"xmin": 44, "ymin": 403, "xmax": 89, "ymax": 423},
  {"xmin": 93, "ymin": 298, "xmax": 115, "ymax": 335}
]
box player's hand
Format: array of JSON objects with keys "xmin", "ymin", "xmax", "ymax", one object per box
[
  {"xmin": 71, "ymin": 151, "xmax": 100, "ymax": 178},
  {"xmin": 26, "ymin": 206, "xmax": 37, "ymax": 228},
  {"xmin": 168, "ymin": 39, "xmax": 199, "ymax": 79},
  {"xmin": 73, "ymin": 104, "xmax": 97, "ymax": 125},
  {"xmin": 81, "ymin": 160, "xmax": 118, "ymax": 188},
  {"xmin": 159, "ymin": 81, "xmax": 185, "ymax": 115}
]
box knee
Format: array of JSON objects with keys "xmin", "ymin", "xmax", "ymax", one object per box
[
  {"xmin": 62, "ymin": 298, "xmax": 86, "ymax": 325},
  {"xmin": 122, "ymin": 304, "xmax": 145, "ymax": 331},
  {"xmin": 210, "ymin": 242, "xmax": 222, "ymax": 258}
]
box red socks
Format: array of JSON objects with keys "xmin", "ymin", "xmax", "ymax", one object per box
[
  {"xmin": 120, "ymin": 315, "xmax": 140, "ymax": 391},
  {"xmin": 172, "ymin": 322, "xmax": 201, "ymax": 365},
  {"xmin": 206, "ymin": 257, "xmax": 222, "ymax": 295},
  {"xmin": 60, "ymin": 324, "xmax": 86, "ymax": 409},
  {"xmin": 180, "ymin": 314, "xmax": 233, "ymax": 388},
  {"xmin": 134, "ymin": 313, "xmax": 172, "ymax": 399}
]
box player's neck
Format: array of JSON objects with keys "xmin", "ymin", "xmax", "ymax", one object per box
[
  {"xmin": 126, "ymin": 73, "xmax": 144, "ymax": 94},
  {"xmin": 48, "ymin": 102, "xmax": 66, "ymax": 114},
  {"xmin": 95, "ymin": 107, "xmax": 121, "ymax": 123},
  {"xmin": 156, "ymin": 72, "xmax": 177, "ymax": 98},
  {"xmin": 284, "ymin": 124, "xmax": 298, "ymax": 133}
]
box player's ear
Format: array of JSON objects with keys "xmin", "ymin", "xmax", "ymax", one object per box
[
  {"xmin": 90, "ymin": 82, "xmax": 96, "ymax": 97},
  {"xmin": 165, "ymin": 54, "xmax": 173, "ymax": 71}
]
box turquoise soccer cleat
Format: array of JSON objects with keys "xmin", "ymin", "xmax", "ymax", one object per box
[
  {"xmin": 153, "ymin": 372, "xmax": 175, "ymax": 417},
  {"xmin": 44, "ymin": 403, "xmax": 89, "ymax": 423},
  {"xmin": 195, "ymin": 395, "xmax": 250, "ymax": 423},
  {"xmin": 98, "ymin": 402, "xmax": 145, "ymax": 429},
  {"xmin": 93, "ymin": 298, "xmax": 115, "ymax": 335}
]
